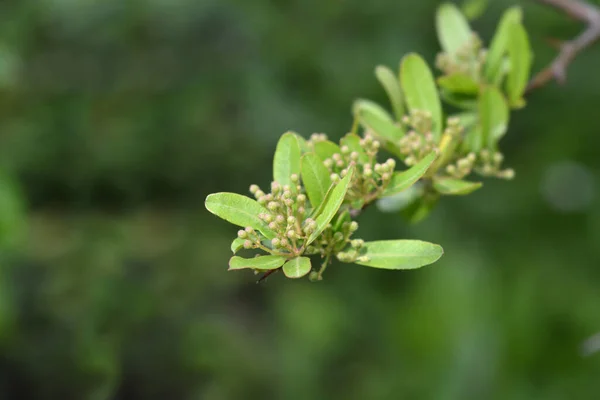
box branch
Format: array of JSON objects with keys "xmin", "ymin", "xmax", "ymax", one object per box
[{"xmin": 527, "ymin": 0, "xmax": 600, "ymax": 93}]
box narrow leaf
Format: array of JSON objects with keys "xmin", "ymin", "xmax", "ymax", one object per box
[
  {"xmin": 436, "ymin": 3, "xmax": 472, "ymax": 56},
  {"xmin": 377, "ymin": 184, "xmax": 424, "ymax": 213},
  {"xmin": 205, "ymin": 193, "xmax": 276, "ymax": 239},
  {"xmin": 273, "ymin": 131, "xmax": 302, "ymax": 188},
  {"xmin": 437, "ymin": 73, "xmax": 479, "ymax": 94},
  {"xmin": 353, "ymin": 98, "xmax": 404, "ymax": 141},
  {"xmin": 307, "ymin": 166, "xmax": 354, "ymax": 245},
  {"xmin": 461, "ymin": 0, "xmax": 489, "ymax": 21},
  {"xmin": 375, "ymin": 65, "xmax": 404, "ymax": 120},
  {"xmin": 301, "ymin": 153, "xmax": 332, "ymax": 209},
  {"xmin": 439, "ymin": 89, "xmax": 478, "ymax": 110},
  {"xmin": 433, "ymin": 178, "xmax": 482, "ymax": 195},
  {"xmin": 354, "ymin": 240, "xmax": 443, "ymax": 270},
  {"xmin": 382, "ymin": 152, "xmax": 437, "ymax": 197},
  {"xmin": 282, "ymin": 257, "xmax": 312, "ymax": 278},
  {"xmin": 353, "ymin": 99, "xmax": 393, "ymax": 123},
  {"xmin": 485, "ymin": 7, "xmax": 522, "ymax": 83},
  {"xmin": 452, "ymin": 112, "xmax": 478, "ymax": 129},
  {"xmin": 400, "ymin": 53, "xmax": 443, "ymax": 137},
  {"xmin": 506, "ymin": 21, "xmax": 532, "ymax": 108},
  {"xmin": 479, "ymin": 86, "xmax": 509, "ymax": 149},
  {"xmin": 228, "ymin": 255, "xmax": 287, "ymax": 271},
  {"xmin": 313, "ymin": 140, "xmax": 341, "ymax": 162},
  {"xmin": 231, "ymin": 238, "xmax": 245, "ymax": 254},
  {"xmin": 340, "ymin": 133, "xmax": 369, "ymax": 162}
]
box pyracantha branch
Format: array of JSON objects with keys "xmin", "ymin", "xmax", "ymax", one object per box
[{"xmin": 527, "ymin": 0, "xmax": 600, "ymax": 92}]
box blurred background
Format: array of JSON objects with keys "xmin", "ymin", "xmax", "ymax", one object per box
[{"xmin": 0, "ymin": 0, "xmax": 599, "ymax": 398}]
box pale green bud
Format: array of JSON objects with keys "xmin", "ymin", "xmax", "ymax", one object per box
[
  {"xmin": 243, "ymin": 240, "xmax": 253, "ymax": 249},
  {"xmin": 238, "ymin": 230, "xmax": 247, "ymax": 239}
]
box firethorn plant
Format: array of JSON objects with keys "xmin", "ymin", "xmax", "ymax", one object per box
[{"xmin": 205, "ymin": 3, "xmax": 533, "ymax": 281}]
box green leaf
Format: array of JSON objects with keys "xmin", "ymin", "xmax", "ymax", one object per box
[
  {"xmin": 463, "ymin": 125, "xmax": 483, "ymax": 153},
  {"xmin": 485, "ymin": 7, "xmax": 522, "ymax": 83},
  {"xmin": 228, "ymin": 255, "xmax": 287, "ymax": 271},
  {"xmin": 354, "ymin": 240, "xmax": 443, "ymax": 270},
  {"xmin": 354, "ymin": 99, "xmax": 404, "ymax": 141},
  {"xmin": 353, "ymin": 99, "xmax": 393, "ymax": 122},
  {"xmin": 461, "ymin": 0, "xmax": 489, "ymax": 20},
  {"xmin": 231, "ymin": 238, "xmax": 245, "ymax": 254},
  {"xmin": 401, "ymin": 53, "xmax": 443, "ymax": 137},
  {"xmin": 301, "ymin": 153, "xmax": 332, "ymax": 210},
  {"xmin": 307, "ymin": 166, "xmax": 354, "ymax": 245},
  {"xmin": 375, "ymin": 65, "xmax": 404, "ymax": 120},
  {"xmin": 437, "ymin": 73, "xmax": 479, "ymax": 94},
  {"xmin": 452, "ymin": 112, "xmax": 478, "ymax": 129},
  {"xmin": 313, "ymin": 140, "xmax": 341, "ymax": 162},
  {"xmin": 282, "ymin": 257, "xmax": 312, "ymax": 278},
  {"xmin": 506, "ymin": 21, "xmax": 532, "ymax": 108},
  {"xmin": 436, "ymin": 3, "xmax": 472, "ymax": 56},
  {"xmin": 340, "ymin": 133, "xmax": 369, "ymax": 162},
  {"xmin": 377, "ymin": 183, "xmax": 424, "ymax": 213},
  {"xmin": 439, "ymin": 88, "xmax": 478, "ymax": 110},
  {"xmin": 205, "ymin": 193, "xmax": 276, "ymax": 239},
  {"xmin": 433, "ymin": 178, "xmax": 482, "ymax": 195},
  {"xmin": 382, "ymin": 152, "xmax": 437, "ymax": 197},
  {"xmin": 479, "ymin": 86, "xmax": 509, "ymax": 149},
  {"xmin": 273, "ymin": 131, "xmax": 302, "ymax": 188}
]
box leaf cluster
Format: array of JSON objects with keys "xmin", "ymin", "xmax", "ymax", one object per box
[{"xmin": 204, "ymin": 3, "xmax": 531, "ymax": 281}]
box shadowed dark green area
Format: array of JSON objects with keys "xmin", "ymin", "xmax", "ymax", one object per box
[{"xmin": 0, "ymin": 0, "xmax": 599, "ymax": 398}]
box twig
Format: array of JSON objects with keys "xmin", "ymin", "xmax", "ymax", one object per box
[{"xmin": 527, "ymin": 0, "xmax": 600, "ymax": 92}]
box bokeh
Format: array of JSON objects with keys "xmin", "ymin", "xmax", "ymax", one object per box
[{"xmin": 0, "ymin": 0, "xmax": 600, "ymax": 398}]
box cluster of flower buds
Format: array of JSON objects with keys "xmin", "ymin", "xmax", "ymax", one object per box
[
  {"xmin": 445, "ymin": 152, "xmax": 477, "ymax": 179},
  {"xmin": 322, "ymin": 133, "xmax": 396, "ymax": 204},
  {"xmin": 435, "ymin": 32, "xmax": 486, "ymax": 79},
  {"xmin": 243, "ymin": 180, "xmax": 316, "ymax": 253},
  {"xmin": 476, "ymin": 150, "xmax": 514, "ymax": 180},
  {"xmin": 336, "ymin": 238, "xmax": 370, "ymax": 263},
  {"xmin": 399, "ymin": 110, "xmax": 438, "ymax": 165}
]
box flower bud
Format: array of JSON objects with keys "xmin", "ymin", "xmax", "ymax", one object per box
[
  {"xmin": 284, "ymin": 198, "xmax": 294, "ymax": 207},
  {"xmin": 309, "ymin": 271, "xmax": 321, "ymax": 282},
  {"xmin": 332, "ymin": 153, "xmax": 341, "ymax": 161},
  {"xmin": 341, "ymin": 145, "xmax": 350, "ymax": 154},
  {"xmin": 349, "ymin": 221, "xmax": 358, "ymax": 231},
  {"xmin": 290, "ymin": 174, "xmax": 299, "ymax": 183},
  {"xmin": 276, "ymin": 215, "xmax": 285, "ymax": 224},
  {"xmin": 350, "ymin": 151, "xmax": 359, "ymax": 161},
  {"xmin": 243, "ymin": 240, "xmax": 253, "ymax": 249},
  {"xmin": 249, "ymin": 184, "xmax": 259, "ymax": 194},
  {"xmin": 330, "ymin": 173, "xmax": 340, "ymax": 183},
  {"xmin": 245, "ymin": 226, "xmax": 254, "ymax": 234},
  {"xmin": 286, "ymin": 230, "xmax": 296, "ymax": 239},
  {"xmin": 297, "ymin": 206, "xmax": 305, "ymax": 215},
  {"xmin": 297, "ymin": 194, "xmax": 306, "ymax": 203},
  {"xmin": 351, "ymin": 239, "xmax": 364, "ymax": 249},
  {"xmin": 336, "ymin": 160, "xmax": 345, "ymax": 168},
  {"xmin": 238, "ymin": 230, "xmax": 247, "ymax": 239},
  {"xmin": 324, "ymin": 158, "xmax": 333, "ymax": 168},
  {"xmin": 267, "ymin": 201, "xmax": 278, "ymax": 211},
  {"xmin": 268, "ymin": 222, "xmax": 278, "ymax": 230},
  {"xmin": 381, "ymin": 173, "xmax": 390, "ymax": 181},
  {"xmin": 357, "ymin": 256, "xmax": 371, "ymax": 263},
  {"xmin": 271, "ymin": 238, "xmax": 280, "ymax": 247},
  {"xmin": 287, "ymin": 216, "xmax": 296, "ymax": 224},
  {"xmin": 280, "ymin": 238, "xmax": 289, "ymax": 247},
  {"xmin": 333, "ymin": 232, "xmax": 344, "ymax": 242}
]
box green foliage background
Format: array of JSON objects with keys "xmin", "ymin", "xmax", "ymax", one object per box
[{"xmin": 0, "ymin": 0, "xmax": 600, "ymax": 398}]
